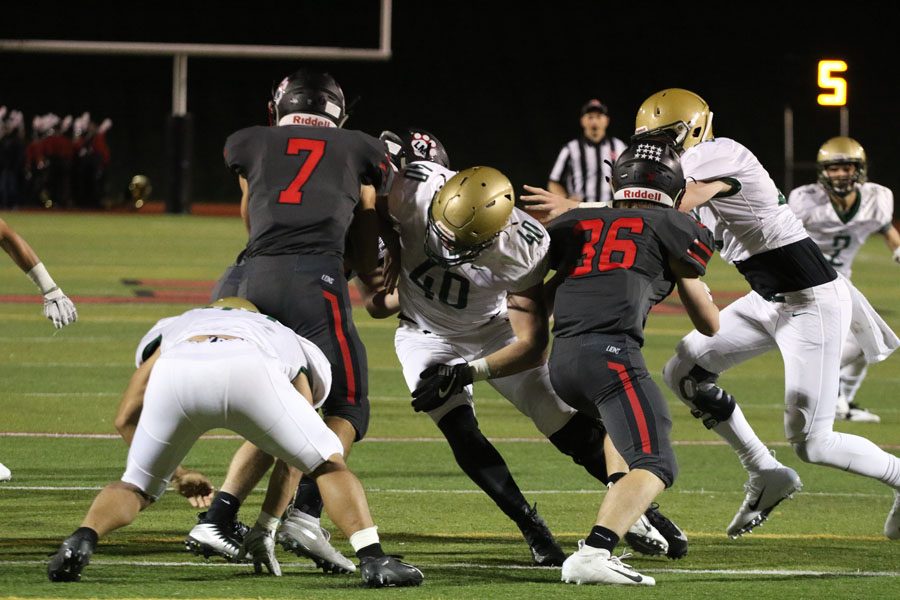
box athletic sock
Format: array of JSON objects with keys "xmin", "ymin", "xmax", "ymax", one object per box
[
  {"xmin": 204, "ymin": 491, "xmax": 241, "ymax": 523},
  {"xmin": 73, "ymin": 527, "xmax": 99, "ymax": 548},
  {"xmin": 293, "ymin": 477, "xmax": 324, "ymax": 518},
  {"xmin": 585, "ymin": 525, "xmax": 619, "ymax": 553}
]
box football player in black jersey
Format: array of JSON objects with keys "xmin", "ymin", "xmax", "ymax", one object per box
[
  {"xmin": 545, "ymin": 137, "xmax": 718, "ymax": 586},
  {"xmin": 184, "ymin": 69, "xmax": 417, "ymax": 583}
]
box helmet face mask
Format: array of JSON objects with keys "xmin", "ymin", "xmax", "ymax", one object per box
[
  {"xmin": 816, "ymin": 136, "xmax": 867, "ymax": 197},
  {"xmin": 424, "ymin": 166, "xmax": 514, "ymax": 268},
  {"xmin": 635, "ymin": 88, "xmax": 714, "ymax": 152},
  {"xmin": 270, "ymin": 68, "xmax": 346, "ymax": 127}
]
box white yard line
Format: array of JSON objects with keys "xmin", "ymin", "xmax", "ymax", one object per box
[{"xmin": 0, "ymin": 559, "xmax": 895, "ymax": 577}]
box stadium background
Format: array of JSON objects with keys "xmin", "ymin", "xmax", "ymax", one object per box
[{"xmin": 1, "ymin": 0, "xmax": 897, "ymax": 209}]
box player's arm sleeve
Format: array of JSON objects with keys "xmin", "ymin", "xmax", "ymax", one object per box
[
  {"xmin": 223, "ymin": 129, "xmax": 252, "ymax": 178},
  {"xmin": 660, "ymin": 213, "xmax": 716, "ymax": 276},
  {"xmin": 681, "ymin": 143, "xmax": 739, "ymax": 192},
  {"xmin": 360, "ymin": 135, "xmax": 394, "ymax": 195},
  {"xmin": 546, "ymin": 215, "xmax": 577, "ymax": 272}
]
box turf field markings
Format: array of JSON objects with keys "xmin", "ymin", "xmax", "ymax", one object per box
[
  {"xmin": 0, "ymin": 559, "xmax": 895, "ymax": 577},
  {"xmin": 0, "ymin": 484, "xmax": 891, "ymax": 501}
]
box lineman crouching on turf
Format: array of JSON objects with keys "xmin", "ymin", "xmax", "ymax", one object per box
[{"xmin": 47, "ymin": 298, "xmax": 423, "ymax": 587}]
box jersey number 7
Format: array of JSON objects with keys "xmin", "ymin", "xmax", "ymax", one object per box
[
  {"xmin": 278, "ymin": 138, "xmax": 326, "ymax": 204},
  {"xmin": 572, "ymin": 217, "xmax": 644, "ymax": 276}
]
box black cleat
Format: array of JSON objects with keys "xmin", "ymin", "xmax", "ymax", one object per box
[
  {"xmin": 359, "ymin": 555, "xmax": 424, "ymax": 588},
  {"xmin": 184, "ymin": 511, "xmax": 250, "ymax": 562},
  {"xmin": 517, "ymin": 503, "xmax": 566, "ymax": 566},
  {"xmin": 48, "ymin": 531, "xmax": 96, "ymax": 582},
  {"xmin": 645, "ymin": 503, "xmax": 688, "ymax": 559}
]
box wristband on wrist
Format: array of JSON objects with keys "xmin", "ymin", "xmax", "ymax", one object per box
[
  {"xmin": 26, "ymin": 262, "xmax": 58, "ymax": 295},
  {"xmin": 469, "ymin": 358, "xmax": 492, "ymax": 381}
]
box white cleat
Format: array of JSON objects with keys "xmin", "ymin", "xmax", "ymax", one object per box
[
  {"xmin": 846, "ymin": 406, "xmax": 881, "ymax": 423},
  {"xmin": 623, "ymin": 513, "xmax": 668, "ymax": 556},
  {"xmin": 727, "ymin": 466, "xmax": 802, "ymax": 538},
  {"xmin": 885, "ymin": 490, "xmax": 900, "ymax": 540},
  {"xmin": 277, "ymin": 509, "xmax": 356, "ymax": 574},
  {"xmin": 561, "ymin": 541, "xmax": 655, "ymax": 586},
  {"xmin": 0, "ymin": 462, "xmax": 10, "ymax": 482}
]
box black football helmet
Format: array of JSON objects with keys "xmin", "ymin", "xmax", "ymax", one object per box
[
  {"xmin": 268, "ymin": 68, "xmax": 346, "ymax": 127},
  {"xmin": 379, "ymin": 128, "xmax": 450, "ymax": 171},
  {"xmin": 611, "ymin": 135, "xmax": 685, "ymax": 208}
]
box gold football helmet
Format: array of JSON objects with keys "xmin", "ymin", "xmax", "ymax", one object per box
[
  {"xmin": 426, "ymin": 166, "xmax": 514, "ymax": 267},
  {"xmin": 816, "ymin": 136, "xmax": 867, "ymax": 195},
  {"xmin": 208, "ymin": 297, "xmax": 259, "ymax": 313},
  {"xmin": 635, "ymin": 88, "xmax": 714, "ymax": 151}
]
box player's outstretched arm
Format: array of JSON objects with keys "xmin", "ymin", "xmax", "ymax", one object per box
[
  {"xmin": 881, "ymin": 224, "xmax": 900, "ymax": 264},
  {"xmin": 520, "ymin": 184, "xmax": 581, "ymax": 224},
  {"xmin": 678, "ymin": 180, "xmax": 733, "ymax": 213},
  {"xmin": 355, "ymin": 266, "xmax": 400, "ymax": 319},
  {"xmin": 0, "ymin": 218, "xmax": 77, "ymax": 329}
]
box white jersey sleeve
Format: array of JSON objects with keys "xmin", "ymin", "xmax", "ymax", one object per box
[
  {"xmin": 788, "ymin": 182, "xmax": 894, "ymax": 278},
  {"xmin": 389, "ymin": 164, "xmax": 549, "ymax": 336},
  {"xmin": 133, "ymin": 308, "xmax": 332, "ymax": 407},
  {"xmin": 681, "ymin": 138, "xmax": 809, "ymax": 263}
]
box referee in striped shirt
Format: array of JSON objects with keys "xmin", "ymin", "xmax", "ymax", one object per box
[{"xmin": 547, "ymin": 99, "xmax": 626, "ymax": 206}]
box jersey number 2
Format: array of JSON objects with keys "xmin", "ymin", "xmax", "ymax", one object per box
[
  {"xmin": 571, "ymin": 217, "xmax": 644, "ymax": 276},
  {"xmin": 278, "ymin": 138, "xmax": 326, "ymax": 204}
]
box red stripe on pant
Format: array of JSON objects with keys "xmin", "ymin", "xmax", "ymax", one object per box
[
  {"xmin": 323, "ymin": 290, "xmax": 357, "ymax": 405},
  {"xmin": 607, "ymin": 361, "xmax": 651, "ymax": 454}
]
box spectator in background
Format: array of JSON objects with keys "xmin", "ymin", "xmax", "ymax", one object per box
[
  {"xmin": 526, "ymin": 99, "xmax": 626, "ymax": 223},
  {"xmin": 73, "ymin": 113, "xmax": 112, "ymax": 208},
  {"xmin": 25, "ymin": 115, "xmax": 50, "ymax": 207},
  {"xmin": 0, "ymin": 108, "xmax": 26, "ymax": 209},
  {"xmin": 43, "ymin": 114, "xmax": 75, "ymax": 208}
]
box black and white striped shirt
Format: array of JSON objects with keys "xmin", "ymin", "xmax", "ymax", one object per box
[{"xmin": 549, "ymin": 136, "xmax": 627, "ymax": 204}]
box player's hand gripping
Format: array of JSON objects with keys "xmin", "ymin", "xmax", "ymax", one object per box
[
  {"xmin": 42, "ymin": 288, "xmax": 77, "ymax": 329},
  {"xmin": 411, "ymin": 363, "xmax": 473, "ymax": 413},
  {"xmin": 241, "ymin": 525, "xmax": 282, "ymax": 576}
]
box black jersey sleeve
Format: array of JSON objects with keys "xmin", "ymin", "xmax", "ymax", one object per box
[
  {"xmin": 546, "ymin": 212, "xmax": 582, "ymax": 272},
  {"xmin": 657, "ymin": 211, "xmax": 715, "ymax": 276},
  {"xmin": 358, "ymin": 132, "xmax": 394, "ymax": 195},
  {"xmin": 223, "ymin": 127, "xmax": 258, "ymax": 177}
]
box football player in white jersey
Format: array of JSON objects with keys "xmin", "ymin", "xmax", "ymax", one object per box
[
  {"xmin": 789, "ymin": 137, "xmax": 900, "ymax": 423},
  {"xmin": 630, "ymin": 89, "xmax": 900, "ymax": 540},
  {"xmin": 378, "ymin": 162, "xmax": 687, "ymax": 564},
  {"xmin": 47, "ymin": 298, "xmax": 423, "ymax": 587}
]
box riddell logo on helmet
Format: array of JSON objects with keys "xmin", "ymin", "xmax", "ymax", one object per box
[
  {"xmin": 622, "ymin": 188, "xmax": 662, "ymax": 201},
  {"xmin": 278, "ymin": 113, "xmax": 335, "ymax": 127}
]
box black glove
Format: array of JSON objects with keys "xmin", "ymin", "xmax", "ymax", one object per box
[{"xmin": 411, "ymin": 363, "xmax": 473, "ymax": 413}]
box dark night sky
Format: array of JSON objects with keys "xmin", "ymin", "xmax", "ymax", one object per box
[{"xmin": 1, "ymin": 1, "xmax": 897, "ymax": 207}]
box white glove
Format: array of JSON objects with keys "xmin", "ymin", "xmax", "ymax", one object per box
[
  {"xmin": 43, "ymin": 288, "xmax": 78, "ymax": 329},
  {"xmin": 240, "ymin": 525, "xmax": 281, "ymax": 576}
]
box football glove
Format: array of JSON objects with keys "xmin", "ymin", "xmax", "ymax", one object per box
[
  {"xmin": 43, "ymin": 288, "xmax": 77, "ymax": 329},
  {"xmin": 411, "ymin": 363, "xmax": 473, "ymax": 413},
  {"xmin": 241, "ymin": 525, "xmax": 282, "ymax": 576}
]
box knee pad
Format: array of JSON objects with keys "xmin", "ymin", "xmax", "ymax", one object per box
[
  {"xmin": 548, "ymin": 413, "xmax": 608, "ymax": 484},
  {"xmin": 674, "ymin": 363, "xmax": 736, "ymax": 430}
]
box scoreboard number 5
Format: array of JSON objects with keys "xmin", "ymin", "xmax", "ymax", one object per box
[{"xmin": 817, "ymin": 60, "xmax": 847, "ymax": 107}]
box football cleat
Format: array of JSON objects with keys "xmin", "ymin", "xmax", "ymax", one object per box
[
  {"xmin": 277, "ymin": 508, "xmax": 356, "ymax": 574},
  {"xmin": 360, "ymin": 555, "xmax": 424, "ymax": 588},
  {"xmin": 184, "ymin": 511, "xmax": 250, "ymax": 561},
  {"xmin": 884, "ymin": 490, "xmax": 900, "ymax": 540},
  {"xmin": 846, "ymin": 403, "xmax": 881, "ymax": 423},
  {"xmin": 561, "ymin": 541, "xmax": 655, "ymax": 586},
  {"xmin": 623, "ymin": 513, "xmax": 668, "ymax": 557},
  {"xmin": 241, "ymin": 526, "xmax": 282, "ymax": 576},
  {"xmin": 517, "ymin": 503, "xmax": 567, "ymax": 566},
  {"xmin": 644, "ymin": 503, "xmax": 688, "ymax": 559},
  {"xmin": 48, "ymin": 531, "xmax": 96, "ymax": 582},
  {"xmin": 727, "ymin": 466, "xmax": 802, "ymax": 538},
  {"xmin": 0, "ymin": 462, "xmax": 10, "ymax": 482}
]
